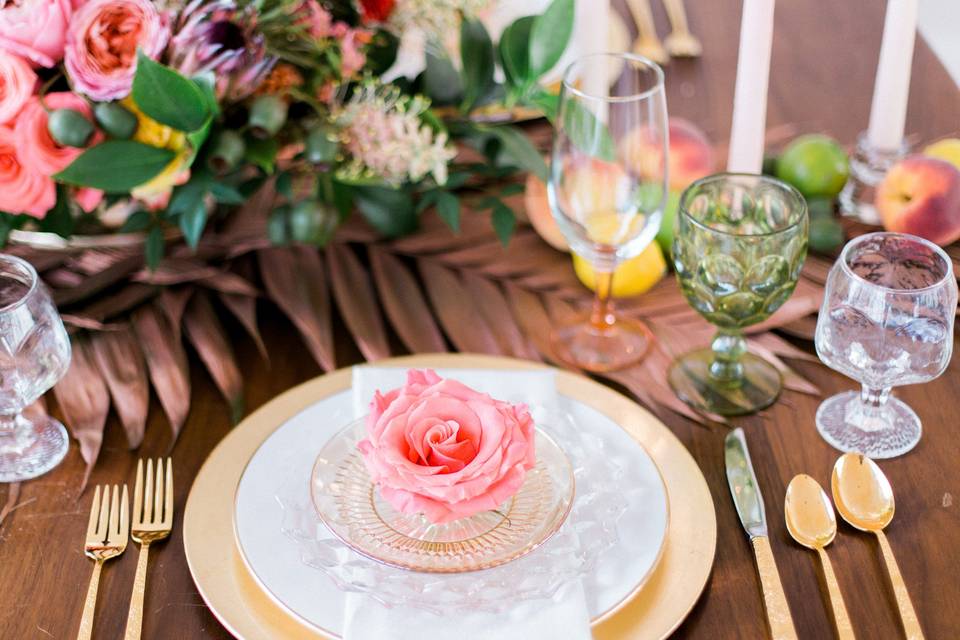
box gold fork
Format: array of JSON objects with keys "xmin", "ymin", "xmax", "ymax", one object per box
[
  {"xmin": 124, "ymin": 458, "xmax": 173, "ymax": 640},
  {"xmin": 662, "ymin": 0, "xmax": 703, "ymax": 57},
  {"xmin": 78, "ymin": 484, "xmax": 129, "ymax": 640},
  {"xmin": 626, "ymin": 0, "xmax": 669, "ymax": 65}
]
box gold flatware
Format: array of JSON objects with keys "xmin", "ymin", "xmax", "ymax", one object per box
[
  {"xmin": 661, "ymin": 0, "xmax": 702, "ymax": 57},
  {"xmin": 124, "ymin": 458, "xmax": 174, "ymax": 640},
  {"xmin": 724, "ymin": 428, "xmax": 798, "ymax": 640},
  {"xmin": 832, "ymin": 454, "xmax": 925, "ymax": 640},
  {"xmin": 785, "ymin": 474, "xmax": 855, "ymax": 640},
  {"xmin": 626, "ymin": 0, "xmax": 669, "ymax": 65},
  {"xmin": 78, "ymin": 484, "xmax": 129, "ymax": 640}
]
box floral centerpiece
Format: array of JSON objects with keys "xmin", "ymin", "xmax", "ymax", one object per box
[
  {"xmin": 358, "ymin": 369, "xmax": 536, "ymax": 524},
  {"xmin": 0, "ymin": 0, "xmax": 576, "ymax": 264}
]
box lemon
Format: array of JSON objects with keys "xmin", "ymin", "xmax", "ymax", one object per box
[
  {"xmin": 573, "ymin": 242, "xmax": 667, "ymax": 298},
  {"xmin": 924, "ymin": 138, "xmax": 960, "ymax": 171}
]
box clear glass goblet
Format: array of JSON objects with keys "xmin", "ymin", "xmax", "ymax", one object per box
[
  {"xmin": 814, "ymin": 232, "xmax": 957, "ymax": 458},
  {"xmin": 669, "ymin": 173, "xmax": 808, "ymax": 416},
  {"xmin": 0, "ymin": 255, "xmax": 72, "ymax": 482},
  {"xmin": 548, "ymin": 53, "xmax": 668, "ymax": 372}
]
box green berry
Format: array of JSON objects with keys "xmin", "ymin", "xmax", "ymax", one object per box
[
  {"xmin": 248, "ymin": 95, "xmax": 288, "ymax": 139},
  {"xmin": 289, "ymin": 200, "xmax": 336, "ymax": 245},
  {"xmin": 267, "ymin": 206, "xmax": 290, "ymax": 245},
  {"xmin": 304, "ymin": 126, "xmax": 338, "ymax": 164},
  {"xmin": 207, "ymin": 130, "xmax": 246, "ymax": 174},
  {"xmin": 93, "ymin": 102, "xmax": 138, "ymax": 139},
  {"xmin": 47, "ymin": 109, "xmax": 95, "ymax": 148},
  {"xmin": 808, "ymin": 217, "xmax": 845, "ymax": 254}
]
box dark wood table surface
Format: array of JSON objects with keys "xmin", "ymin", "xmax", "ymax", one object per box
[{"xmin": 3, "ymin": 1, "xmax": 959, "ymax": 638}]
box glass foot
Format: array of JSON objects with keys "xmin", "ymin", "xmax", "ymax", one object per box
[
  {"xmin": 668, "ymin": 349, "xmax": 782, "ymax": 416},
  {"xmin": 0, "ymin": 415, "xmax": 69, "ymax": 482},
  {"xmin": 550, "ymin": 316, "xmax": 653, "ymax": 372},
  {"xmin": 815, "ymin": 391, "xmax": 921, "ymax": 458}
]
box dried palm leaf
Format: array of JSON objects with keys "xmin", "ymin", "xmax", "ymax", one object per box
[
  {"xmin": 369, "ymin": 247, "xmax": 447, "ymax": 354},
  {"xmin": 259, "ymin": 246, "xmax": 335, "ymax": 371},
  {"xmin": 52, "ymin": 337, "xmax": 109, "ymax": 491},
  {"xmin": 418, "ymin": 259, "xmax": 502, "ymax": 355},
  {"xmin": 160, "ymin": 287, "xmax": 194, "ymax": 344},
  {"xmin": 461, "ymin": 271, "xmax": 541, "ymax": 360},
  {"xmin": 90, "ymin": 326, "xmax": 149, "ymax": 449},
  {"xmin": 51, "ymin": 253, "xmax": 143, "ymax": 306},
  {"xmin": 183, "ymin": 291, "xmax": 244, "ymax": 422},
  {"xmin": 0, "ymin": 482, "xmax": 21, "ymax": 527},
  {"xmin": 219, "ymin": 292, "xmax": 268, "ymax": 361},
  {"xmin": 327, "ymin": 243, "xmax": 391, "ymax": 361},
  {"xmin": 133, "ymin": 304, "xmax": 191, "ymax": 442}
]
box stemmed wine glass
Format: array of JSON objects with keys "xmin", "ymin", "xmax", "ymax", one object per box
[
  {"xmin": 548, "ymin": 53, "xmax": 668, "ymax": 372},
  {"xmin": 814, "ymin": 232, "xmax": 957, "ymax": 458},
  {"xmin": 0, "ymin": 255, "xmax": 72, "ymax": 482}
]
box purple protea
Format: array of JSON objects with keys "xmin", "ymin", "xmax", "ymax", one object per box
[{"xmin": 167, "ymin": 0, "xmax": 276, "ymax": 101}]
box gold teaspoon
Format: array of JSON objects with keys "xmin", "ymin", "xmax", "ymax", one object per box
[
  {"xmin": 785, "ymin": 474, "xmax": 855, "ymax": 640},
  {"xmin": 832, "ymin": 454, "xmax": 925, "ymax": 640}
]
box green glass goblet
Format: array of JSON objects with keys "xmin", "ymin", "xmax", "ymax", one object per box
[{"xmin": 668, "ymin": 173, "xmax": 808, "ymax": 416}]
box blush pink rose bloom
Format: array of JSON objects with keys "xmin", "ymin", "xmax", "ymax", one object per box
[
  {"xmin": 0, "ymin": 0, "xmax": 72, "ymax": 68},
  {"xmin": 0, "ymin": 53, "xmax": 36, "ymax": 125},
  {"xmin": 358, "ymin": 369, "xmax": 536, "ymax": 524},
  {"xmin": 64, "ymin": 0, "xmax": 170, "ymax": 100},
  {"xmin": 14, "ymin": 92, "xmax": 101, "ymax": 175},
  {"xmin": 0, "ymin": 125, "xmax": 55, "ymax": 217}
]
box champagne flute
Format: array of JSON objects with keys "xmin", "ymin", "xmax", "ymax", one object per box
[{"xmin": 548, "ymin": 53, "xmax": 668, "ymax": 372}]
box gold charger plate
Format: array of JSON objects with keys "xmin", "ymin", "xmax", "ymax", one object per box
[{"xmin": 183, "ymin": 354, "xmax": 717, "ymax": 639}]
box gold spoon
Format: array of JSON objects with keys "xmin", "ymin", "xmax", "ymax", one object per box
[
  {"xmin": 785, "ymin": 474, "xmax": 855, "ymax": 640},
  {"xmin": 661, "ymin": 0, "xmax": 703, "ymax": 58},
  {"xmin": 832, "ymin": 454, "xmax": 925, "ymax": 640},
  {"xmin": 626, "ymin": 0, "xmax": 670, "ymax": 65}
]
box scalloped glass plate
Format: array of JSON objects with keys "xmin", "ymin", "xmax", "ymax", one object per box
[{"xmin": 310, "ymin": 419, "xmax": 574, "ymax": 573}]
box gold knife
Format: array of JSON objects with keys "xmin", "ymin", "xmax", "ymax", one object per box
[{"xmin": 725, "ymin": 428, "xmax": 798, "ymax": 640}]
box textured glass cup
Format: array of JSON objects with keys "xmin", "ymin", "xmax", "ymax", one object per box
[
  {"xmin": 0, "ymin": 255, "xmax": 72, "ymax": 482},
  {"xmin": 548, "ymin": 53, "xmax": 668, "ymax": 372},
  {"xmin": 815, "ymin": 232, "xmax": 957, "ymax": 458},
  {"xmin": 669, "ymin": 174, "xmax": 808, "ymax": 415}
]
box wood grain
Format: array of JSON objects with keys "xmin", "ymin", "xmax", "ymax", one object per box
[{"xmin": 1, "ymin": 1, "xmax": 959, "ymax": 638}]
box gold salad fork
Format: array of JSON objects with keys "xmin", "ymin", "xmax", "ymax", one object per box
[
  {"xmin": 124, "ymin": 458, "xmax": 173, "ymax": 640},
  {"xmin": 78, "ymin": 484, "xmax": 129, "ymax": 640}
]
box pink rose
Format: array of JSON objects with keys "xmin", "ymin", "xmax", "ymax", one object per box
[
  {"xmin": 0, "ymin": 0, "xmax": 72, "ymax": 68},
  {"xmin": 340, "ymin": 29, "xmax": 369, "ymax": 78},
  {"xmin": 0, "ymin": 54, "xmax": 36, "ymax": 125},
  {"xmin": 64, "ymin": 0, "xmax": 170, "ymax": 100},
  {"xmin": 14, "ymin": 92, "xmax": 101, "ymax": 175},
  {"xmin": 0, "ymin": 125, "xmax": 55, "ymax": 217},
  {"xmin": 358, "ymin": 369, "xmax": 536, "ymax": 524}
]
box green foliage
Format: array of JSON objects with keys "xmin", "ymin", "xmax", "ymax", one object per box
[
  {"xmin": 459, "ymin": 18, "xmax": 495, "ymax": 113},
  {"xmin": 120, "ymin": 210, "xmax": 152, "ymax": 232},
  {"xmin": 498, "ymin": 16, "xmax": 534, "ymax": 91},
  {"xmin": 132, "ymin": 51, "xmax": 211, "ymax": 133},
  {"xmin": 528, "ymin": 0, "xmax": 574, "ymax": 76},
  {"xmin": 481, "ymin": 125, "xmax": 548, "ymax": 181},
  {"xmin": 39, "ymin": 187, "xmax": 75, "ymax": 238},
  {"xmin": 423, "ymin": 52, "xmax": 464, "ymax": 106},
  {"xmin": 144, "ymin": 226, "xmax": 165, "ymax": 269},
  {"xmin": 54, "ymin": 141, "xmax": 175, "ymax": 193},
  {"xmin": 562, "ymin": 100, "xmax": 616, "ymax": 161},
  {"xmin": 490, "ymin": 200, "xmax": 516, "ymax": 246},
  {"xmin": 244, "ymin": 137, "xmax": 278, "ymax": 174},
  {"xmin": 353, "ymin": 185, "xmax": 417, "ymax": 237}
]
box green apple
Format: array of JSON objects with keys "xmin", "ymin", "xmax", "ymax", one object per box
[{"xmin": 776, "ymin": 134, "xmax": 850, "ymax": 198}]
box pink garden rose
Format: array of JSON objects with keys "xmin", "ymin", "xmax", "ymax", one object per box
[
  {"xmin": 0, "ymin": 125, "xmax": 54, "ymax": 217},
  {"xmin": 64, "ymin": 0, "xmax": 170, "ymax": 100},
  {"xmin": 0, "ymin": 54, "xmax": 36, "ymax": 125},
  {"xmin": 0, "ymin": 0, "xmax": 72, "ymax": 68},
  {"xmin": 358, "ymin": 369, "xmax": 536, "ymax": 524},
  {"xmin": 14, "ymin": 92, "xmax": 101, "ymax": 175}
]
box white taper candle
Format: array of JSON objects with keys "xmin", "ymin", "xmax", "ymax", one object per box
[
  {"xmin": 726, "ymin": 0, "xmax": 776, "ymax": 174},
  {"xmin": 866, "ymin": 0, "xmax": 918, "ymax": 151}
]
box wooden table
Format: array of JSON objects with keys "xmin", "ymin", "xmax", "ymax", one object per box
[{"xmin": 2, "ymin": 1, "xmax": 959, "ymax": 638}]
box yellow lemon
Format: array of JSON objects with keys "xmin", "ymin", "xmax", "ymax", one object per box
[
  {"xmin": 573, "ymin": 242, "xmax": 667, "ymax": 298},
  {"xmin": 924, "ymin": 138, "xmax": 960, "ymax": 171}
]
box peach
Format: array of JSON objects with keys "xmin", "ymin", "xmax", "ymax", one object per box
[
  {"xmin": 621, "ymin": 117, "xmax": 716, "ymax": 191},
  {"xmin": 876, "ymin": 155, "xmax": 960, "ymax": 246},
  {"xmin": 524, "ymin": 171, "xmax": 568, "ymax": 251}
]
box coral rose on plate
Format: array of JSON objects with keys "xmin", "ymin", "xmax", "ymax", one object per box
[
  {"xmin": 358, "ymin": 369, "xmax": 537, "ymax": 525},
  {"xmin": 0, "ymin": 0, "xmax": 72, "ymax": 68},
  {"xmin": 64, "ymin": 0, "xmax": 170, "ymax": 101}
]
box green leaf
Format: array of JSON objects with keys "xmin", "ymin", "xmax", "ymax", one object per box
[
  {"xmin": 331, "ymin": 180, "xmax": 354, "ymax": 222},
  {"xmin": 40, "ymin": 187, "xmax": 74, "ymax": 238},
  {"xmin": 415, "ymin": 190, "xmax": 439, "ymax": 215},
  {"xmin": 500, "ymin": 183, "xmax": 525, "ymax": 196},
  {"xmin": 499, "ymin": 16, "xmax": 534, "ymax": 89},
  {"xmin": 179, "ymin": 198, "xmax": 208, "ymax": 249},
  {"xmin": 54, "ymin": 141, "xmax": 175, "ymax": 193},
  {"xmin": 483, "ymin": 126, "xmax": 548, "ymax": 181},
  {"xmin": 132, "ymin": 51, "xmax": 210, "ymax": 132},
  {"xmin": 275, "ymin": 171, "xmax": 293, "ymax": 200},
  {"xmin": 529, "ymin": 0, "xmax": 575, "ymax": 77},
  {"xmin": 526, "ymin": 87, "xmax": 559, "ymax": 123},
  {"xmin": 423, "ymin": 52, "xmax": 463, "ymax": 106},
  {"xmin": 144, "ymin": 226, "xmax": 165, "ymax": 270},
  {"xmin": 491, "ymin": 201, "xmax": 516, "ymax": 246},
  {"xmin": 210, "ymin": 182, "xmax": 245, "ymax": 205},
  {"xmin": 562, "ymin": 100, "xmax": 616, "ymax": 161},
  {"xmin": 120, "ymin": 209, "xmax": 151, "ymax": 232},
  {"xmin": 434, "ymin": 191, "xmax": 460, "ymax": 233},
  {"xmin": 245, "ymin": 137, "xmax": 278, "ymax": 174},
  {"xmin": 353, "ymin": 185, "xmax": 417, "ymax": 237},
  {"xmin": 365, "ymin": 29, "xmax": 400, "ymax": 76},
  {"xmin": 459, "ymin": 18, "xmax": 495, "ymax": 113}
]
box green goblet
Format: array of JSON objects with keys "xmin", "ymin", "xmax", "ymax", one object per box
[{"xmin": 669, "ymin": 173, "xmax": 808, "ymax": 415}]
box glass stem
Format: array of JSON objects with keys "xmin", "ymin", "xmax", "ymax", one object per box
[
  {"xmin": 851, "ymin": 386, "xmax": 892, "ymax": 431},
  {"xmin": 709, "ymin": 330, "xmax": 747, "ymax": 386},
  {"xmin": 589, "ymin": 269, "xmax": 617, "ymax": 332},
  {"xmin": 0, "ymin": 413, "xmax": 32, "ymax": 454}
]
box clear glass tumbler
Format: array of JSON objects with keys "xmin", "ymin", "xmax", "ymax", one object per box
[
  {"xmin": 548, "ymin": 53, "xmax": 668, "ymax": 372},
  {"xmin": 815, "ymin": 232, "xmax": 957, "ymax": 458},
  {"xmin": 0, "ymin": 255, "xmax": 72, "ymax": 482}
]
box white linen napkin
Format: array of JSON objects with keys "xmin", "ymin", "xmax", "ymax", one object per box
[{"xmin": 343, "ymin": 365, "xmax": 592, "ymax": 640}]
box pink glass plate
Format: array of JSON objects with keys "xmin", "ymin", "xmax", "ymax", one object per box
[{"xmin": 310, "ymin": 418, "xmax": 575, "ymax": 573}]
